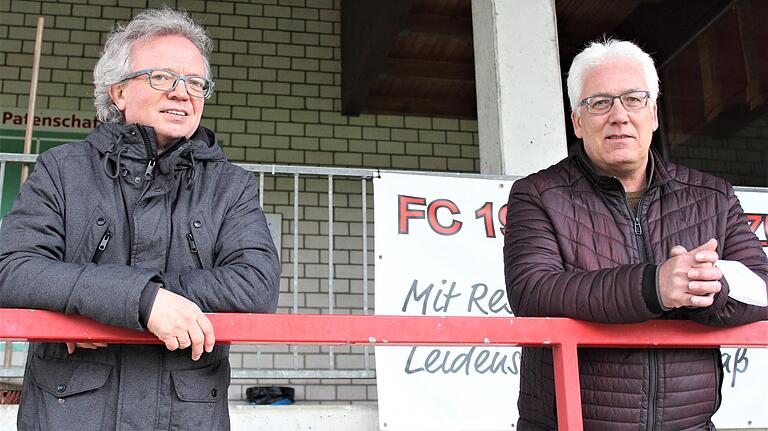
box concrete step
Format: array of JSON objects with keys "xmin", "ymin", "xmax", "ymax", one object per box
[{"xmin": 0, "ymin": 403, "xmax": 379, "ymax": 430}]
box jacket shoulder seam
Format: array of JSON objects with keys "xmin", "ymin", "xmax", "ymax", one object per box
[{"xmin": 664, "ymin": 176, "xmax": 729, "ymax": 198}]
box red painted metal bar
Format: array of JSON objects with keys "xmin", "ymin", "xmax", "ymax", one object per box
[
  {"xmin": 1, "ymin": 310, "xmax": 765, "ymax": 347},
  {"xmin": 553, "ymin": 342, "xmax": 583, "ymax": 431},
  {"xmin": 1, "ymin": 309, "xmax": 766, "ymax": 430}
]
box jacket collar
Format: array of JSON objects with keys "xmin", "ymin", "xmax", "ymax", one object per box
[
  {"xmin": 575, "ymin": 142, "xmax": 672, "ymax": 192},
  {"xmin": 87, "ymin": 122, "xmax": 224, "ymax": 163}
]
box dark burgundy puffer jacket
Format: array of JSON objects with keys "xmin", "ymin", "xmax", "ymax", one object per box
[{"xmin": 503, "ymin": 146, "xmax": 768, "ymax": 431}]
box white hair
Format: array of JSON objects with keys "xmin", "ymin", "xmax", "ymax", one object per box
[
  {"xmin": 93, "ymin": 8, "xmax": 213, "ymax": 123},
  {"xmin": 566, "ymin": 39, "xmax": 659, "ymax": 115}
]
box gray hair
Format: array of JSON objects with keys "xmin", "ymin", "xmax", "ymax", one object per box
[
  {"xmin": 93, "ymin": 8, "xmax": 213, "ymax": 123},
  {"xmin": 566, "ymin": 39, "xmax": 659, "ymax": 116}
]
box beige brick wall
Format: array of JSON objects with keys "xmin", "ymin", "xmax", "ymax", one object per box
[
  {"xmin": 666, "ymin": 113, "xmax": 768, "ymax": 187},
  {"xmin": 0, "ymin": 0, "xmax": 480, "ymax": 403}
]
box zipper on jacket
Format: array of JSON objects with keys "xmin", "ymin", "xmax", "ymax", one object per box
[
  {"xmin": 137, "ymin": 126, "xmax": 158, "ymax": 181},
  {"xmin": 631, "ymin": 197, "xmax": 660, "ymax": 431},
  {"xmin": 632, "ymin": 207, "xmax": 659, "ymax": 431},
  {"xmin": 648, "ymin": 350, "xmax": 659, "ymax": 431},
  {"xmin": 621, "ymin": 190, "xmax": 647, "ymax": 257},
  {"xmin": 713, "ymin": 350, "xmax": 723, "ymax": 420},
  {"xmin": 186, "ymin": 232, "xmax": 204, "ymax": 269},
  {"xmin": 91, "ymin": 230, "xmax": 112, "ymax": 263},
  {"xmin": 143, "ymin": 159, "xmax": 156, "ymax": 180},
  {"xmin": 622, "ymin": 187, "xmax": 659, "ymax": 430},
  {"xmin": 620, "ymin": 183, "xmax": 648, "ymax": 258}
]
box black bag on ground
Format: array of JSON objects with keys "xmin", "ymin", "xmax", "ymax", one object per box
[{"xmin": 246, "ymin": 386, "xmax": 295, "ymax": 405}]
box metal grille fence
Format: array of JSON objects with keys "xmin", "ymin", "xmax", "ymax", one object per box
[{"xmin": 0, "ymin": 151, "xmax": 379, "ymax": 380}]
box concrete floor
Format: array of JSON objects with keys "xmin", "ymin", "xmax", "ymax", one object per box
[
  {"xmin": 0, "ymin": 403, "xmax": 378, "ymax": 430},
  {"xmin": 0, "ymin": 403, "xmax": 766, "ymax": 430}
]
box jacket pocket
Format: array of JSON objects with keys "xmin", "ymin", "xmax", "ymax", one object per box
[
  {"xmin": 91, "ymin": 230, "xmax": 112, "ymax": 264},
  {"xmin": 169, "ymin": 358, "xmax": 229, "ymax": 431},
  {"xmin": 69, "ymin": 206, "xmax": 113, "ymax": 264},
  {"xmin": 186, "ymin": 232, "xmax": 204, "ymax": 269},
  {"xmin": 187, "ymin": 212, "xmax": 214, "ymax": 269},
  {"xmin": 27, "ymin": 354, "xmax": 113, "ymax": 431}
]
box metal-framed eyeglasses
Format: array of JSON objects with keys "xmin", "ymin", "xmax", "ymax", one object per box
[
  {"xmin": 119, "ymin": 68, "xmax": 215, "ymax": 99},
  {"xmin": 579, "ymin": 90, "xmax": 651, "ymax": 115}
]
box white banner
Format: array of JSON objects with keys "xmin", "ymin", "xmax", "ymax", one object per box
[
  {"xmin": 374, "ymin": 173, "xmax": 768, "ymax": 430},
  {"xmin": 713, "ymin": 190, "xmax": 768, "ymax": 428}
]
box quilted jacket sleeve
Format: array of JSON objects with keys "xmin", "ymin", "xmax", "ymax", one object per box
[
  {"xmin": 682, "ymin": 186, "xmax": 768, "ymax": 326},
  {"xmin": 162, "ymin": 171, "xmax": 280, "ymax": 314},
  {"xmin": 0, "ymin": 152, "xmax": 157, "ymax": 331},
  {"xmin": 504, "ymin": 177, "xmax": 661, "ymax": 323}
]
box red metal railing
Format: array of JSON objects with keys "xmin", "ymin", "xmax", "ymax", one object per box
[{"xmin": 1, "ymin": 309, "xmax": 766, "ymax": 430}]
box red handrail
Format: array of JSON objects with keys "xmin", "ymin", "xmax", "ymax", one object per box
[{"xmin": 1, "ymin": 309, "xmax": 766, "ymax": 430}]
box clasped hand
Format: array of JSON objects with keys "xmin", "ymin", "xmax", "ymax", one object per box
[{"xmin": 658, "ymin": 238, "xmax": 723, "ymax": 309}]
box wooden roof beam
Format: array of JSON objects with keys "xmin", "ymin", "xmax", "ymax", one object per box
[
  {"xmin": 404, "ymin": 13, "xmax": 473, "ymax": 39},
  {"xmin": 367, "ymin": 94, "xmax": 477, "ymax": 118},
  {"xmin": 384, "ymin": 58, "xmax": 475, "ymax": 81}
]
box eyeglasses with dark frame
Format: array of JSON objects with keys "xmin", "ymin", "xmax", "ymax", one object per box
[
  {"xmin": 579, "ymin": 90, "xmax": 651, "ymax": 115},
  {"xmin": 119, "ymin": 68, "xmax": 215, "ymax": 99}
]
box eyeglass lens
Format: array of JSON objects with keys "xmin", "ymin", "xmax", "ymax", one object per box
[
  {"xmin": 147, "ymin": 70, "xmax": 210, "ymax": 98},
  {"xmin": 585, "ymin": 91, "xmax": 648, "ymax": 113}
]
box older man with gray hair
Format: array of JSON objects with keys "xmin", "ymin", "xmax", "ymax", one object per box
[
  {"xmin": 0, "ymin": 8, "xmax": 280, "ymax": 430},
  {"xmin": 504, "ymin": 39, "xmax": 768, "ymax": 430}
]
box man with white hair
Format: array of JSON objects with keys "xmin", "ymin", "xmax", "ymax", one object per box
[
  {"xmin": 504, "ymin": 39, "xmax": 768, "ymax": 430},
  {"xmin": 0, "ymin": 8, "xmax": 280, "ymax": 430}
]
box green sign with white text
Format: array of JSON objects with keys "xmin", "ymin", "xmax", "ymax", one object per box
[{"xmin": 0, "ymin": 129, "xmax": 88, "ymax": 218}]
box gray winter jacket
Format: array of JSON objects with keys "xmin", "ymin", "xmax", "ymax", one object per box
[{"xmin": 0, "ymin": 122, "xmax": 281, "ymax": 430}]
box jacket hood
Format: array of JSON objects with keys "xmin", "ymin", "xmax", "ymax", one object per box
[{"xmin": 88, "ymin": 123, "xmax": 226, "ymax": 189}]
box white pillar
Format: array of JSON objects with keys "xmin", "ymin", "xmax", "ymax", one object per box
[{"xmin": 472, "ymin": 0, "xmax": 568, "ymax": 176}]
